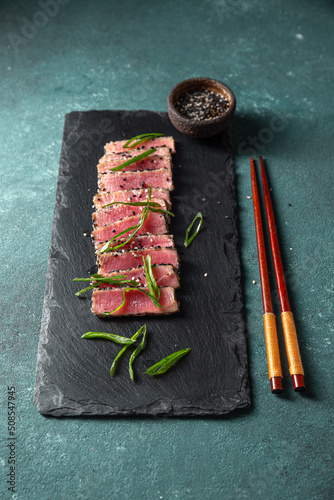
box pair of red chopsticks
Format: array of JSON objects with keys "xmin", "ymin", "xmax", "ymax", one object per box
[{"xmin": 250, "ymin": 157, "xmax": 305, "ymax": 394}]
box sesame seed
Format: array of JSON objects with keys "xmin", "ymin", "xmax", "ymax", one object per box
[{"xmin": 175, "ymin": 89, "xmax": 230, "ymax": 120}]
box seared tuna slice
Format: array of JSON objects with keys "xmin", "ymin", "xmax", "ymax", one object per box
[
  {"xmin": 93, "ymin": 188, "xmax": 171, "ymax": 210},
  {"xmin": 98, "ymin": 168, "xmax": 173, "ymax": 192},
  {"xmin": 91, "ymin": 287, "xmax": 179, "ymax": 317},
  {"xmin": 104, "ymin": 137, "xmax": 176, "ymax": 154},
  {"xmin": 97, "ymin": 154, "xmax": 172, "ymax": 174},
  {"xmin": 92, "ymin": 198, "xmax": 168, "ymax": 228},
  {"xmin": 92, "ymin": 212, "xmax": 168, "ymax": 244},
  {"xmin": 95, "ymin": 234, "xmax": 174, "ymax": 253},
  {"xmin": 101, "ymin": 146, "xmax": 172, "ymax": 161},
  {"xmin": 98, "ymin": 248, "xmax": 179, "ymax": 274},
  {"xmin": 98, "ymin": 265, "xmax": 180, "ymax": 289}
]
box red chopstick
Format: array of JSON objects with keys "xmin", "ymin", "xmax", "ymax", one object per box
[
  {"xmin": 259, "ymin": 156, "xmax": 305, "ymax": 392},
  {"xmin": 250, "ymin": 158, "xmax": 283, "ymax": 393}
]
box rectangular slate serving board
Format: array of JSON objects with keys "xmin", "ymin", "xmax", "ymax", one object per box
[{"xmin": 34, "ymin": 110, "xmax": 250, "ymax": 417}]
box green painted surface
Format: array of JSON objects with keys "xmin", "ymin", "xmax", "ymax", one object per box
[{"xmin": 1, "ymin": 0, "xmax": 333, "ymax": 498}]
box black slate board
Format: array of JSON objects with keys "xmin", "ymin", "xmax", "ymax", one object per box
[{"xmin": 34, "ymin": 110, "xmax": 250, "ymax": 417}]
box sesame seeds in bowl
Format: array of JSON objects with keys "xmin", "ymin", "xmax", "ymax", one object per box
[
  {"xmin": 176, "ymin": 89, "xmax": 230, "ymax": 121},
  {"xmin": 167, "ymin": 77, "xmax": 236, "ymax": 139}
]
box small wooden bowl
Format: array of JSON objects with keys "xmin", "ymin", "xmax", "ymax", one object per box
[{"xmin": 167, "ymin": 77, "xmax": 236, "ymax": 139}]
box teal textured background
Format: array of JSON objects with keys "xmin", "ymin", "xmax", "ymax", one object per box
[{"xmin": 1, "ymin": 0, "xmax": 333, "ymax": 498}]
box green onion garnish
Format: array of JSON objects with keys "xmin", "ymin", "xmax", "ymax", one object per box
[
  {"xmin": 129, "ymin": 324, "xmax": 147, "ymax": 381},
  {"xmin": 101, "ymin": 285, "xmax": 162, "ymax": 317},
  {"xmin": 100, "ymin": 185, "xmax": 164, "ymax": 253},
  {"xmin": 73, "ymin": 274, "xmax": 132, "ymax": 296},
  {"xmin": 101, "ymin": 253, "xmax": 162, "ymax": 316},
  {"xmin": 184, "ymin": 212, "xmax": 203, "ymax": 248},
  {"xmin": 123, "ymin": 133, "xmax": 164, "ymax": 149},
  {"xmin": 99, "ymin": 206, "xmax": 149, "ymax": 253},
  {"xmin": 109, "ymin": 148, "xmax": 156, "ymax": 171},
  {"xmin": 143, "ymin": 254, "xmax": 160, "ymax": 302},
  {"xmin": 110, "ymin": 324, "xmax": 146, "ymax": 378},
  {"xmin": 145, "ymin": 348, "xmax": 191, "ymax": 376},
  {"xmin": 81, "ymin": 332, "xmax": 135, "ymax": 345}
]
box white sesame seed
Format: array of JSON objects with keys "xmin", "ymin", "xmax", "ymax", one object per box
[
  {"xmin": 252, "ymin": 280, "xmax": 256, "ymax": 284},
  {"xmin": 204, "ymin": 273, "xmax": 208, "ymax": 277}
]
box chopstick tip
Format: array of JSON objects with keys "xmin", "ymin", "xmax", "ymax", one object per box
[
  {"xmin": 271, "ymin": 377, "xmax": 283, "ymax": 394},
  {"xmin": 292, "ymin": 374, "xmax": 306, "ymax": 392}
]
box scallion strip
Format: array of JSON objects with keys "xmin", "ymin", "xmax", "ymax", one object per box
[
  {"xmin": 109, "ymin": 148, "xmax": 156, "ymax": 171},
  {"xmin": 99, "ymin": 186, "xmax": 153, "ymax": 253},
  {"xmin": 101, "ymin": 285, "xmax": 162, "ymax": 317},
  {"xmin": 110, "ymin": 324, "xmax": 146, "ymax": 377},
  {"xmin": 145, "ymin": 348, "xmax": 191, "ymax": 376},
  {"xmin": 148, "ymin": 206, "xmax": 175, "ymax": 218},
  {"xmin": 184, "ymin": 212, "xmax": 203, "ymax": 248},
  {"xmin": 129, "ymin": 324, "xmax": 147, "ymax": 381},
  {"xmin": 81, "ymin": 332, "xmax": 135, "ymax": 345},
  {"xmin": 143, "ymin": 254, "xmax": 160, "ymax": 301},
  {"xmin": 123, "ymin": 133, "xmax": 163, "ymax": 149},
  {"xmin": 102, "ymin": 288, "xmax": 127, "ymax": 316},
  {"xmin": 73, "ymin": 274, "xmax": 132, "ymax": 296},
  {"xmin": 102, "ymin": 206, "xmax": 150, "ymax": 253}
]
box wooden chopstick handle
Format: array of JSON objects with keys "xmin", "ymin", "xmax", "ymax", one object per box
[
  {"xmin": 263, "ymin": 313, "xmax": 283, "ymax": 386},
  {"xmin": 281, "ymin": 311, "xmax": 306, "ymax": 391}
]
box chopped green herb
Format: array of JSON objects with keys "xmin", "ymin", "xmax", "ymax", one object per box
[
  {"xmin": 143, "ymin": 254, "xmax": 160, "ymax": 301},
  {"xmin": 109, "ymin": 148, "xmax": 156, "ymax": 171},
  {"xmin": 110, "ymin": 324, "xmax": 146, "ymax": 377},
  {"xmin": 73, "ymin": 274, "xmax": 132, "ymax": 296},
  {"xmin": 101, "ymin": 251, "xmax": 162, "ymax": 316},
  {"xmin": 100, "ymin": 186, "xmax": 157, "ymax": 253},
  {"xmin": 145, "ymin": 348, "xmax": 191, "ymax": 376},
  {"xmin": 101, "ymin": 283, "xmax": 162, "ymax": 317},
  {"xmin": 123, "ymin": 133, "xmax": 164, "ymax": 149},
  {"xmin": 184, "ymin": 212, "xmax": 203, "ymax": 248},
  {"xmin": 129, "ymin": 324, "xmax": 147, "ymax": 381},
  {"xmin": 81, "ymin": 331, "xmax": 135, "ymax": 345},
  {"xmin": 99, "ymin": 210, "xmax": 148, "ymax": 253}
]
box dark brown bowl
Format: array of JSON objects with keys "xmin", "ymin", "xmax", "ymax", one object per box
[{"xmin": 167, "ymin": 77, "xmax": 236, "ymax": 139}]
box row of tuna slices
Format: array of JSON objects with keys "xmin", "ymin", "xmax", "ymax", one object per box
[{"xmin": 91, "ymin": 136, "xmax": 180, "ymax": 317}]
